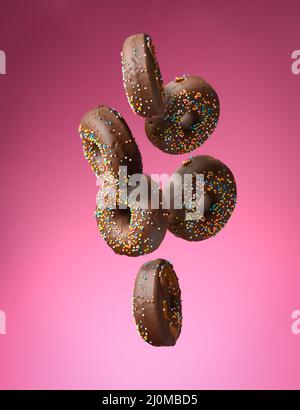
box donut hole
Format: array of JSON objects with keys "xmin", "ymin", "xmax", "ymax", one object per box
[
  {"xmin": 180, "ymin": 111, "xmax": 202, "ymax": 131},
  {"xmin": 203, "ymin": 191, "xmax": 218, "ymax": 215},
  {"xmin": 90, "ymin": 142, "xmax": 103, "ymax": 164},
  {"xmin": 84, "ymin": 140, "xmax": 103, "ymax": 166},
  {"xmin": 183, "ymin": 175, "xmax": 218, "ymax": 217},
  {"xmin": 111, "ymin": 207, "xmax": 132, "ymax": 229},
  {"xmin": 160, "ymin": 265, "xmax": 181, "ymax": 340}
]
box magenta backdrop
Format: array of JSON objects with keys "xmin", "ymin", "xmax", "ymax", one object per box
[{"xmin": 0, "ymin": 0, "xmax": 300, "ymax": 389}]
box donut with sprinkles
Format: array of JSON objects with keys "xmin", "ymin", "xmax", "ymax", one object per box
[
  {"xmin": 78, "ymin": 105, "xmax": 143, "ymax": 177},
  {"xmin": 95, "ymin": 175, "xmax": 168, "ymax": 256},
  {"xmin": 166, "ymin": 155, "xmax": 237, "ymax": 241},
  {"xmin": 145, "ymin": 75, "xmax": 220, "ymax": 154},
  {"xmin": 121, "ymin": 33, "xmax": 164, "ymax": 117},
  {"xmin": 133, "ymin": 259, "xmax": 182, "ymax": 346}
]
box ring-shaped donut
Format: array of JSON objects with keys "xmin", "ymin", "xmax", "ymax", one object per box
[
  {"xmin": 121, "ymin": 33, "xmax": 164, "ymax": 117},
  {"xmin": 133, "ymin": 259, "xmax": 182, "ymax": 346},
  {"xmin": 95, "ymin": 175, "xmax": 168, "ymax": 256},
  {"xmin": 79, "ymin": 105, "xmax": 143, "ymax": 177},
  {"xmin": 145, "ymin": 75, "xmax": 220, "ymax": 154},
  {"xmin": 166, "ymin": 155, "xmax": 237, "ymax": 241}
]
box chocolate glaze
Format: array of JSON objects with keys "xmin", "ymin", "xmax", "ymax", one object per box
[
  {"xmin": 145, "ymin": 75, "xmax": 220, "ymax": 154},
  {"xmin": 95, "ymin": 176, "xmax": 168, "ymax": 257},
  {"xmin": 133, "ymin": 259, "xmax": 182, "ymax": 346},
  {"xmin": 79, "ymin": 106, "xmax": 143, "ymax": 177},
  {"xmin": 121, "ymin": 33, "xmax": 164, "ymax": 117},
  {"xmin": 166, "ymin": 155, "xmax": 237, "ymax": 241}
]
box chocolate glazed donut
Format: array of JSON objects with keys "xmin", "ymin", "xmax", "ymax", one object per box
[
  {"xmin": 121, "ymin": 33, "xmax": 164, "ymax": 117},
  {"xmin": 133, "ymin": 259, "xmax": 182, "ymax": 346},
  {"xmin": 166, "ymin": 155, "xmax": 237, "ymax": 241},
  {"xmin": 78, "ymin": 106, "xmax": 143, "ymax": 177},
  {"xmin": 95, "ymin": 176, "xmax": 168, "ymax": 256},
  {"xmin": 145, "ymin": 75, "xmax": 220, "ymax": 154}
]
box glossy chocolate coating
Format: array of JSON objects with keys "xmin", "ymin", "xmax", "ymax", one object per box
[
  {"xmin": 79, "ymin": 105, "xmax": 143, "ymax": 177},
  {"xmin": 133, "ymin": 259, "xmax": 182, "ymax": 346},
  {"xmin": 95, "ymin": 176, "xmax": 168, "ymax": 257},
  {"xmin": 145, "ymin": 75, "xmax": 220, "ymax": 154},
  {"xmin": 121, "ymin": 33, "xmax": 164, "ymax": 117},
  {"xmin": 166, "ymin": 155, "xmax": 237, "ymax": 241}
]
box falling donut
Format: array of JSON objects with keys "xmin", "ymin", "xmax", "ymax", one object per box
[
  {"xmin": 121, "ymin": 33, "xmax": 164, "ymax": 117},
  {"xmin": 133, "ymin": 258, "xmax": 182, "ymax": 346},
  {"xmin": 166, "ymin": 155, "xmax": 237, "ymax": 241},
  {"xmin": 78, "ymin": 105, "xmax": 143, "ymax": 177},
  {"xmin": 95, "ymin": 175, "xmax": 168, "ymax": 256},
  {"xmin": 145, "ymin": 75, "xmax": 220, "ymax": 154}
]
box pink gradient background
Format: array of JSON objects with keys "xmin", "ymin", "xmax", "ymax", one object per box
[{"xmin": 0, "ymin": 0, "xmax": 300, "ymax": 389}]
